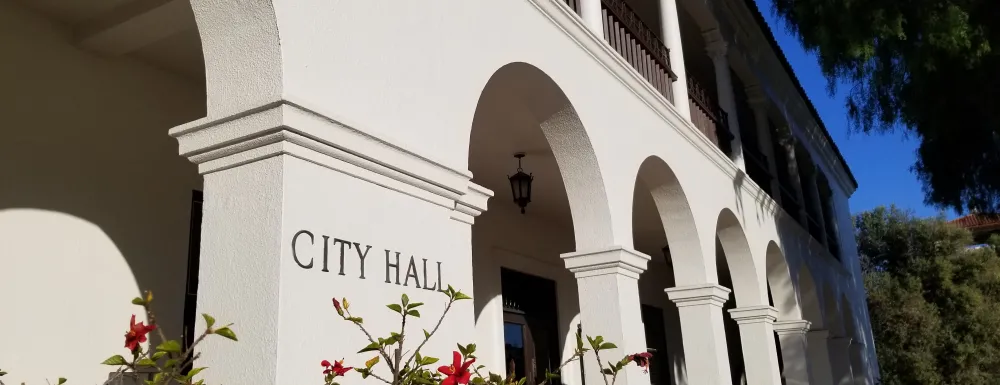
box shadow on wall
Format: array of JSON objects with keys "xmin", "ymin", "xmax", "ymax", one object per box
[{"xmin": 0, "ymin": 2, "xmax": 206, "ymax": 384}]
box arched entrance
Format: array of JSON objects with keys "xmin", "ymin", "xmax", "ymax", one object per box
[
  {"xmin": 0, "ymin": 1, "xmax": 207, "ymax": 383},
  {"xmin": 632, "ymin": 155, "xmax": 705, "ymax": 385},
  {"xmin": 468, "ymin": 62, "xmax": 615, "ymax": 385},
  {"xmin": 714, "ymin": 209, "xmax": 773, "ymax": 385}
]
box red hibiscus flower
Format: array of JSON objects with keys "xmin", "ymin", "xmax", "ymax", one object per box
[
  {"xmin": 438, "ymin": 351, "xmax": 475, "ymax": 385},
  {"xmin": 629, "ymin": 352, "xmax": 653, "ymax": 373},
  {"xmin": 322, "ymin": 359, "xmax": 353, "ymax": 377},
  {"xmin": 124, "ymin": 314, "xmax": 156, "ymax": 353}
]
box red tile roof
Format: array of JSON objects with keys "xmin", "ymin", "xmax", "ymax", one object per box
[{"xmin": 950, "ymin": 213, "xmax": 1000, "ymax": 231}]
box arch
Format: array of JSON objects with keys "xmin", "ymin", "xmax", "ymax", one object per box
[
  {"xmin": 635, "ymin": 155, "xmax": 711, "ymax": 285},
  {"xmin": 716, "ymin": 208, "xmax": 767, "ymax": 306},
  {"xmin": 765, "ymin": 241, "xmax": 802, "ymax": 320},
  {"xmin": 468, "ymin": 62, "xmax": 616, "ymax": 250},
  {"xmin": 190, "ymin": 0, "xmax": 281, "ymax": 117},
  {"xmin": 797, "ymin": 264, "xmax": 824, "ymax": 327}
]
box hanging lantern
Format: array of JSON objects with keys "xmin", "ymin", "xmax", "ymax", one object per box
[{"xmin": 507, "ymin": 152, "xmax": 533, "ymax": 214}]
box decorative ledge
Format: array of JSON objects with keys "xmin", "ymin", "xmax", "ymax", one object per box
[
  {"xmin": 665, "ymin": 284, "xmax": 731, "ymax": 308},
  {"xmin": 728, "ymin": 305, "xmax": 778, "ymax": 324},
  {"xmin": 773, "ymin": 319, "xmax": 812, "ymax": 335},
  {"xmin": 561, "ymin": 246, "xmax": 651, "ymax": 279},
  {"xmin": 169, "ymin": 98, "xmax": 487, "ymax": 225}
]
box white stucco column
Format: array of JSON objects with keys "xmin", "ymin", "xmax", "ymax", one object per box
[
  {"xmin": 745, "ymin": 84, "xmax": 782, "ymax": 204},
  {"xmin": 773, "ymin": 320, "xmax": 813, "ymax": 385},
  {"xmin": 849, "ymin": 341, "xmax": 870, "ymax": 385},
  {"xmin": 658, "ymin": 0, "xmax": 690, "ymax": 118},
  {"xmin": 828, "ymin": 336, "xmax": 855, "ymax": 385},
  {"xmin": 807, "ymin": 330, "xmax": 836, "ymax": 385},
  {"xmin": 562, "ymin": 246, "xmax": 652, "ymax": 385},
  {"xmin": 728, "ymin": 306, "xmax": 782, "ymax": 385},
  {"xmin": 666, "ymin": 284, "xmax": 734, "ymax": 385},
  {"xmin": 579, "ymin": 0, "xmax": 605, "ymax": 37},
  {"xmin": 171, "ymin": 102, "xmax": 490, "ymax": 385},
  {"xmin": 703, "ymin": 28, "xmax": 744, "ymax": 170}
]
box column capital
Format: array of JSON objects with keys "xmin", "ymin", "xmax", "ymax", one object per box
[
  {"xmin": 665, "ymin": 284, "xmax": 731, "ymax": 308},
  {"xmin": 561, "ymin": 246, "xmax": 650, "ymax": 279},
  {"xmin": 702, "ymin": 28, "xmax": 728, "ymax": 60},
  {"xmin": 808, "ymin": 328, "xmax": 831, "ymax": 339},
  {"xmin": 773, "ymin": 319, "xmax": 812, "ymax": 335},
  {"xmin": 728, "ymin": 305, "xmax": 778, "ymax": 324}
]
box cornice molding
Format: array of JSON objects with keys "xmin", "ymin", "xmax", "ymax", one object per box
[{"xmin": 169, "ymin": 98, "xmax": 492, "ymax": 224}]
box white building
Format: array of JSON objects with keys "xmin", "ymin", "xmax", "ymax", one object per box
[{"xmin": 0, "ymin": 0, "xmax": 876, "ymax": 384}]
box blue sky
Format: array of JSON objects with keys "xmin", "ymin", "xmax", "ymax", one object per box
[{"xmin": 752, "ymin": 0, "xmax": 956, "ymax": 220}]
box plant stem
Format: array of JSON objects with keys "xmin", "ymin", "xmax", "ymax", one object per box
[
  {"xmin": 401, "ymin": 298, "xmax": 455, "ymax": 371},
  {"xmin": 593, "ymin": 350, "xmax": 610, "ymax": 385},
  {"xmin": 346, "ymin": 308, "xmax": 397, "ymax": 374}
]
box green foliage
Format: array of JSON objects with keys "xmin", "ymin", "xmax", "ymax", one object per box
[
  {"xmin": 772, "ymin": 0, "xmax": 1000, "ymax": 213},
  {"xmin": 855, "ymin": 206, "xmax": 1000, "ymax": 384}
]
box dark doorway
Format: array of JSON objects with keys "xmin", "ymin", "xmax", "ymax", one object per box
[
  {"xmin": 182, "ymin": 190, "xmax": 203, "ymax": 372},
  {"xmin": 501, "ymin": 268, "xmax": 561, "ymax": 385},
  {"xmin": 641, "ymin": 305, "xmax": 672, "ymax": 385}
]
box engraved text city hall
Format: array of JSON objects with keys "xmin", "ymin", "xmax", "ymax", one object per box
[{"xmin": 291, "ymin": 230, "xmax": 447, "ymax": 291}]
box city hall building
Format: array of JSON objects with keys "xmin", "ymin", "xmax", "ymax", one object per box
[{"xmin": 0, "ymin": 0, "xmax": 877, "ymax": 384}]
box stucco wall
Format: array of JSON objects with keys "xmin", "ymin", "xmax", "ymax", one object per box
[{"xmin": 0, "ymin": 2, "xmax": 205, "ymax": 384}]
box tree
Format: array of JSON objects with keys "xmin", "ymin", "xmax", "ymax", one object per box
[
  {"xmin": 855, "ymin": 206, "xmax": 1000, "ymax": 385},
  {"xmin": 771, "ymin": 0, "xmax": 1000, "ymax": 213}
]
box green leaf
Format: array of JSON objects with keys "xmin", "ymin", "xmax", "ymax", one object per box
[
  {"xmin": 135, "ymin": 358, "xmax": 156, "ymax": 367},
  {"xmin": 347, "ymin": 317, "xmax": 363, "ymax": 324},
  {"xmin": 152, "ymin": 372, "xmax": 165, "ymax": 385},
  {"xmin": 0, "ymin": 370, "xmax": 7, "ymax": 376},
  {"xmin": 598, "ymin": 342, "xmax": 617, "ymax": 351},
  {"xmin": 408, "ymin": 302, "xmax": 424, "ymax": 309},
  {"xmin": 101, "ymin": 355, "xmax": 127, "ymax": 366},
  {"xmin": 601, "ymin": 368, "xmax": 614, "ymax": 375},
  {"xmin": 453, "ymin": 291, "xmax": 472, "ymax": 301},
  {"xmin": 359, "ymin": 342, "xmax": 381, "ymax": 353},
  {"xmin": 214, "ymin": 327, "xmax": 238, "ymax": 341},
  {"xmin": 387, "ymin": 304, "xmax": 403, "ymax": 313},
  {"xmin": 156, "ymin": 340, "xmax": 182, "ymax": 353},
  {"xmin": 472, "ymin": 377, "xmax": 486, "ymax": 385},
  {"xmin": 202, "ymin": 314, "xmax": 216, "ymax": 329},
  {"xmin": 421, "ymin": 356, "xmax": 440, "ymax": 366},
  {"xmin": 402, "ymin": 293, "xmax": 410, "ymax": 307},
  {"xmin": 164, "ymin": 359, "xmax": 179, "ymax": 369},
  {"xmin": 489, "ymin": 373, "xmax": 504, "ymax": 383},
  {"xmin": 458, "ymin": 343, "xmax": 469, "ymax": 356},
  {"xmin": 424, "ymin": 329, "xmax": 431, "ymax": 339},
  {"xmin": 58, "ymin": 378, "xmax": 67, "ymax": 385},
  {"xmin": 151, "ymin": 351, "xmax": 167, "ymax": 360},
  {"xmin": 466, "ymin": 343, "xmax": 477, "ymax": 354},
  {"xmin": 187, "ymin": 367, "xmax": 207, "ymax": 379},
  {"xmin": 407, "ymin": 309, "xmax": 421, "ymax": 317},
  {"xmin": 131, "ymin": 297, "xmax": 146, "ymax": 305}
]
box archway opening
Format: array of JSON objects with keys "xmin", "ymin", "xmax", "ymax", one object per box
[
  {"xmin": 468, "ymin": 62, "xmax": 612, "ymax": 385},
  {"xmin": 1, "ymin": 1, "xmax": 207, "ymax": 384},
  {"xmin": 632, "ymin": 156, "xmax": 705, "ymax": 385},
  {"xmin": 714, "ymin": 209, "xmax": 768, "ymax": 385}
]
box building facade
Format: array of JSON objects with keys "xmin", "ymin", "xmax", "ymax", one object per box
[{"xmin": 0, "ymin": 0, "xmax": 877, "ymax": 384}]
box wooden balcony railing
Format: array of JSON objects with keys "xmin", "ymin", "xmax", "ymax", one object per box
[
  {"xmin": 599, "ymin": 0, "xmax": 677, "ymax": 101},
  {"xmin": 687, "ymin": 76, "xmax": 733, "ymax": 156}
]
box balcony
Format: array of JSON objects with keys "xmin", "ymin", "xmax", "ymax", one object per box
[
  {"xmin": 596, "ymin": 0, "xmax": 677, "ymax": 101},
  {"xmin": 687, "ymin": 76, "xmax": 733, "ymax": 156}
]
